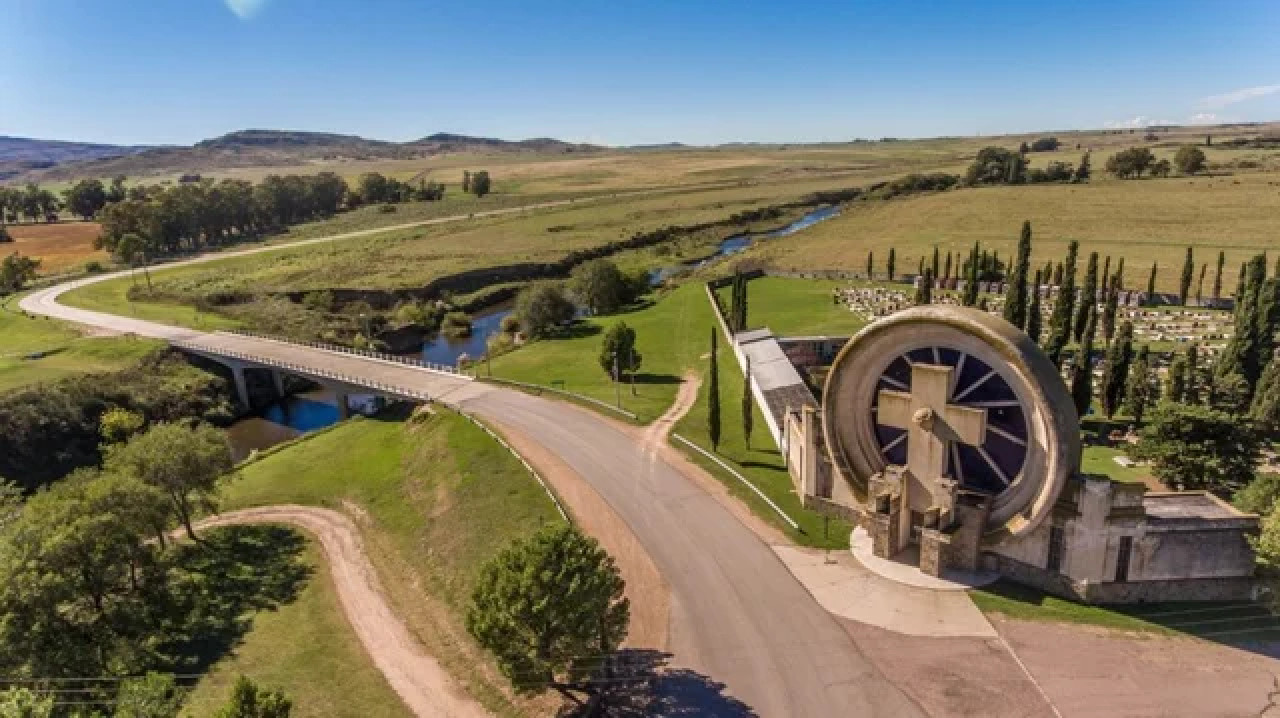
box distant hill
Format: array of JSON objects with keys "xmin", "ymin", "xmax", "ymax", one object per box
[
  {"xmin": 0, "ymin": 136, "xmax": 155, "ymax": 181},
  {"xmin": 6, "ymin": 129, "xmax": 606, "ymax": 182}
]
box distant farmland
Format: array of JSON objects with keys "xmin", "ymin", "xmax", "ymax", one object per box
[{"xmin": 5, "ymin": 221, "xmax": 105, "ymax": 274}]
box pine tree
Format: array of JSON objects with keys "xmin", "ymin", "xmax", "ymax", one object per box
[
  {"xmin": 866, "ymin": 250, "xmax": 874, "ymax": 279},
  {"xmin": 742, "ymin": 357, "xmax": 754, "ymax": 450},
  {"xmin": 1178, "ymin": 247, "xmax": 1195, "ymax": 305},
  {"xmin": 1003, "ymin": 220, "xmax": 1032, "ymax": 329},
  {"xmin": 1026, "ymin": 269, "xmax": 1043, "ymax": 342},
  {"xmin": 708, "ymin": 327, "xmax": 721, "ymax": 451},
  {"xmin": 1124, "ymin": 345, "xmax": 1154, "ymax": 424},
  {"xmin": 1101, "ymin": 321, "xmax": 1134, "ymax": 418},
  {"xmin": 1213, "ymin": 250, "xmax": 1226, "ymax": 302},
  {"xmin": 1166, "ymin": 352, "xmax": 1188, "ymax": 404},
  {"xmin": 1146, "ymin": 261, "xmax": 1158, "ymax": 305},
  {"xmin": 1074, "ymin": 252, "xmax": 1099, "ymax": 342},
  {"xmin": 1070, "ymin": 328, "xmax": 1096, "ymax": 418},
  {"xmin": 1044, "ymin": 241, "xmax": 1079, "ymax": 366},
  {"xmin": 931, "ymin": 245, "xmax": 940, "ymax": 279},
  {"xmin": 887, "ymin": 248, "xmax": 896, "ymax": 281}
]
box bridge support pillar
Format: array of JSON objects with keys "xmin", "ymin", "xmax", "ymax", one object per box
[
  {"xmin": 271, "ymin": 370, "xmax": 286, "ymax": 399},
  {"xmin": 337, "ymin": 393, "xmax": 351, "ymax": 420},
  {"xmin": 230, "ymin": 366, "xmax": 251, "ymax": 410}
]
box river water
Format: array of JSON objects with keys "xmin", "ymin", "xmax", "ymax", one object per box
[{"xmin": 224, "ymin": 204, "xmax": 841, "ymax": 459}]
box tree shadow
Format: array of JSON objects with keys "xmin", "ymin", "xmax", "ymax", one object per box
[
  {"xmin": 631, "ymin": 373, "xmax": 683, "ymax": 386},
  {"xmin": 162, "ymin": 524, "xmax": 313, "ymax": 673},
  {"xmin": 558, "ymin": 650, "xmax": 758, "ymax": 717},
  {"xmin": 555, "ymin": 322, "xmax": 604, "ymax": 339}
]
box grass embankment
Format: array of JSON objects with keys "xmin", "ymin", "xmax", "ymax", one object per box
[
  {"xmin": 211, "ymin": 411, "xmax": 564, "ymax": 717},
  {"xmin": 972, "ymin": 580, "xmax": 1280, "ymax": 643},
  {"xmin": 58, "ymin": 276, "xmax": 244, "ymax": 331},
  {"xmin": 714, "ymin": 277, "xmax": 867, "ymax": 337},
  {"xmin": 0, "ymin": 295, "xmax": 161, "ymax": 392},
  {"xmin": 751, "ymin": 171, "xmax": 1280, "ymax": 295},
  {"xmin": 181, "ymin": 539, "xmax": 412, "ymax": 718}
]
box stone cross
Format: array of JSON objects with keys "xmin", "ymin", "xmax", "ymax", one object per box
[{"xmin": 877, "ymin": 362, "xmax": 988, "ymax": 532}]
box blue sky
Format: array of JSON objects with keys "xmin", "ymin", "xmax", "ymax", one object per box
[{"xmin": 2, "ymin": 0, "xmax": 1278, "ymax": 146}]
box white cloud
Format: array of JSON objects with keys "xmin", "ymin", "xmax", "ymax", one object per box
[
  {"xmin": 1103, "ymin": 116, "xmax": 1174, "ymax": 129},
  {"xmin": 224, "ymin": 0, "xmax": 268, "ymax": 20},
  {"xmin": 1197, "ymin": 84, "xmax": 1280, "ymax": 109},
  {"xmin": 1187, "ymin": 112, "xmax": 1219, "ymax": 125}
]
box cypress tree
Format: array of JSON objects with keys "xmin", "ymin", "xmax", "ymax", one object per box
[
  {"xmin": 708, "ymin": 327, "xmax": 721, "ymax": 451},
  {"xmin": 1101, "ymin": 320, "xmax": 1134, "ymax": 418},
  {"xmin": 1074, "ymin": 252, "xmax": 1099, "ymax": 342},
  {"xmin": 1146, "ymin": 261, "xmax": 1158, "ymax": 305},
  {"xmin": 1217, "ymin": 254, "xmax": 1268, "ymax": 393},
  {"xmin": 866, "ymin": 250, "xmax": 874, "ymax": 279},
  {"xmin": 1196, "ymin": 263, "xmax": 1207, "ymax": 305},
  {"xmin": 1102, "ymin": 279, "xmax": 1120, "ymax": 345},
  {"xmin": 1052, "ymin": 261, "xmax": 1064, "ymax": 287},
  {"xmin": 1251, "ymin": 356, "xmax": 1280, "ymax": 433},
  {"xmin": 742, "ymin": 357, "xmax": 753, "ymax": 450},
  {"xmin": 1166, "ymin": 353, "xmax": 1188, "ymax": 403},
  {"xmin": 727, "ymin": 274, "xmax": 741, "ymax": 331},
  {"xmin": 1070, "ymin": 320, "xmax": 1096, "ymax": 418},
  {"xmin": 1213, "ymin": 250, "xmax": 1225, "ymax": 301},
  {"xmin": 1185, "ymin": 342, "xmax": 1200, "ymax": 405},
  {"xmin": 1255, "ymin": 277, "xmax": 1280, "ymax": 371},
  {"xmin": 918, "ymin": 256, "xmax": 925, "ymax": 277},
  {"xmin": 932, "ymin": 246, "xmax": 940, "ymax": 279},
  {"xmin": 1044, "ymin": 241, "xmax": 1079, "ymax": 367},
  {"xmin": 944, "ymin": 251, "xmax": 953, "ymax": 281},
  {"xmin": 1004, "ymin": 220, "xmax": 1032, "ymax": 329},
  {"xmin": 1178, "ymin": 246, "xmax": 1194, "ymax": 305},
  {"xmin": 1026, "ymin": 269, "xmax": 1043, "ymax": 342},
  {"xmin": 1114, "ymin": 257, "xmax": 1125, "ymax": 290},
  {"xmin": 1100, "ymin": 255, "xmax": 1112, "ymax": 296},
  {"xmin": 1236, "ymin": 261, "xmax": 1248, "ymax": 306},
  {"xmin": 1042, "ymin": 260, "xmax": 1054, "ymax": 285},
  {"xmin": 913, "ymin": 269, "xmax": 933, "ymax": 305},
  {"xmin": 736, "ymin": 274, "xmax": 749, "ymax": 331},
  {"xmin": 962, "ymin": 242, "xmax": 981, "ymax": 306},
  {"xmin": 1124, "ymin": 345, "xmax": 1154, "ymax": 424},
  {"xmin": 887, "ymin": 248, "xmax": 896, "ymax": 281}
]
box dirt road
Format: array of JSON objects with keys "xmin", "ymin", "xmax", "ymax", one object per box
[{"xmin": 195, "ymin": 506, "xmax": 490, "ymax": 718}]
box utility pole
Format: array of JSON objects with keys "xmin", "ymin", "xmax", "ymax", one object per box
[{"xmin": 613, "ymin": 353, "xmax": 621, "ymax": 408}]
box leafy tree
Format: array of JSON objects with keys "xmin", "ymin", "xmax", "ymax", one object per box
[
  {"xmin": 1150, "ymin": 158, "xmax": 1172, "ymax": 178},
  {"xmin": 1070, "ymin": 304, "xmax": 1098, "ymax": 417},
  {"xmin": 1043, "ymin": 241, "xmax": 1079, "ymax": 366},
  {"xmin": 100, "ymin": 407, "xmax": 146, "ymax": 445},
  {"xmin": 1105, "ymin": 147, "xmax": 1156, "ymax": 178},
  {"xmin": 470, "ymin": 171, "xmax": 492, "ymax": 197},
  {"xmin": 0, "ymin": 688, "xmax": 53, "ymax": 718},
  {"xmin": 0, "ymin": 253, "xmax": 40, "ymax": 294},
  {"xmin": 742, "ymin": 357, "xmax": 754, "ymax": 450},
  {"xmin": 63, "ymin": 178, "xmax": 108, "ymax": 220},
  {"xmin": 1174, "ymin": 145, "xmax": 1207, "ymax": 175},
  {"xmin": 461, "ymin": 170, "xmax": 471, "ymax": 193},
  {"xmin": 1213, "ymin": 250, "xmax": 1226, "ymax": 301},
  {"xmin": 570, "ymin": 259, "xmax": 632, "ymax": 315},
  {"xmin": 1073, "ymin": 152, "xmax": 1091, "ymax": 182},
  {"xmin": 1166, "ymin": 352, "xmax": 1188, "ymax": 403},
  {"xmin": 1030, "ymin": 137, "xmax": 1060, "ymax": 151},
  {"xmin": 214, "ymin": 676, "xmax": 292, "ymax": 718},
  {"xmin": 1145, "ymin": 261, "xmax": 1158, "ymax": 303},
  {"xmin": 1234, "ymin": 473, "xmax": 1280, "ymax": 515},
  {"xmin": 515, "ymin": 282, "xmax": 576, "ymax": 338},
  {"xmin": 116, "ymin": 232, "xmax": 153, "ymax": 290},
  {"xmin": 1003, "ymin": 220, "xmax": 1032, "ymax": 329},
  {"xmin": 598, "ymin": 321, "xmax": 641, "ymax": 379},
  {"xmin": 105, "ymin": 422, "xmax": 233, "ymax": 540},
  {"xmin": 1073, "ymin": 252, "xmax": 1099, "ymax": 342},
  {"xmin": 1100, "ymin": 321, "xmax": 1134, "ymax": 418},
  {"xmin": 1026, "ymin": 269, "xmax": 1043, "ymax": 342},
  {"xmin": 0, "ymin": 225, "xmax": 10, "ymax": 244},
  {"xmin": 965, "ymin": 146, "xmax": 1026, "ymax": 185},
  {"xmin": 467, "ymin": 525, "xmax": 628, "ymax": 704},
  {"xmin": 1178, "ymin": 247, "xmax": 1194, "ymax": 305},
  {"xmin": 107, "ymin": 175, "xmax": 127, "ymax": 203},
  {"xmin": 1129, "ymin": 402, "xmax": 1261, "ymax": 492},
  {"xmin": 886, "ymin": 248, "xmax": 896, "ymax": 281},
  {"xmin": 115, "ymin": 672, "xmax": 186, "ymax": 718},
  {"xmin": 1123, "ymin": 345, "xmax": 1155, "ymax": 424},
  {"xmin": 1208, "ymin": 372, "xmax": 1251, "ymax": 416}
]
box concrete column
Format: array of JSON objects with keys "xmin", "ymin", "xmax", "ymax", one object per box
[
  {"xmin": 337, "ymin": 393, "xmax": 350, "ymax": 419},
  {"xmin": 230, "ymin": 365, "xmax": 251, "ymax": 410},
  {"xmin": 271, "ymin": 370, "xmax": 286, "ymax": 399}
]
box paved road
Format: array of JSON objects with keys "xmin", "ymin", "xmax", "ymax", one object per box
[{"xmin": 20, "ymin": 209, "xmax": 923, "ymax": 718}]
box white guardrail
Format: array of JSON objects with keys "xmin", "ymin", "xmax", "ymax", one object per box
[
  {"xmin": 670, "ymin": 433, "xmax": 800, "ymax": 532},
  {"xmin": 220, "ymin": 328, "xmax": 466, "ymax": 377},
  {"xmin": 458, "ymin": 412, "xmax": 571, "ymax": 523},
  {"xmin": 171, "ymin": 340, "xmax": 438, "ymax": 402}
]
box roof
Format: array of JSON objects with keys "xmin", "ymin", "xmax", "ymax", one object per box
[{"xmin": 1142, "ymin": 492, "xmax": 1256, "ymax": 524}]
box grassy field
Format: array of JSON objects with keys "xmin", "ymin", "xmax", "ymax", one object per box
[
  {"xmin": 715, "ymin": 276, "xmax": 868, "ymax": 337},
  {"xmin": 750, "ymin": 171, "xmax": 1280, "ymax": 296},
  {"xmin": 59, "ymin": 275, "xmax": 244, "ymax": 330},
  {"xmin": 3, "ymin": 221, "xmax": 105, "ymax": 274},
  {"xmin": 182, "ymin": 539, "xmax": 412, "ymax": 718},
  {"xmin": 0, "ymin": 295, "xmax": 162, "ymax": 393},
  {"xmin": 220, "ymin": 411, "xmax": 564, "ymax": 717},
  {"xmin": 972, "ymin": 580, "xmax": 1280, "ymax": 643}
]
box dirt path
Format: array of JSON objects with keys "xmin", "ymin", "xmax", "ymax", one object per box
[{"xmin": 195, "ymin": 506, "xmax": 490, "ymax": 718}]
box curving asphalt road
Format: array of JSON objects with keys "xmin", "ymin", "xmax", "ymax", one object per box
[{"xmin": 19, "ymin": 208, "xmax": 923, "ymax": 718}]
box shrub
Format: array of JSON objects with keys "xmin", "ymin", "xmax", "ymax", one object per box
[
  {"xmin": 441, "ymin": 311, "xmax": 473, "ymax": 338},
  {"xmin": 378, "ymin": 203, "xmax": 398, "ymax": 214}
]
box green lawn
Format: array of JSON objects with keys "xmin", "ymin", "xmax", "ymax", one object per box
[
  {"xmin": 182, "ymin": 539, "xmax": 412, "ymax": 718},
  {"xmin": 220, "ymin": 411, "xmax": 563, "ymax": 717},
  {"xmin": 58, "ymin": 277, "xmax": 244, "ymax": 331},
  {"xmin": 972, "ymin": 580, "xmax": 1280, "ymax": 643},
  {"xmin": 0, "ymin": 296, "xmax": 163, "ymax": 393},
  {"xmin": 715, "ymin": 277, "xmax": 868, "ymax": 337}
]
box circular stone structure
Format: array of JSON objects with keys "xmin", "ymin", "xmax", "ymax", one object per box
[{"xmin": 821, "ymin": 305, "xmax": 1080, "ymax": 545}]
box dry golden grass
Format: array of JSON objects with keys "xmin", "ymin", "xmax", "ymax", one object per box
[{"xmin": 4, "ymin": 221, "xmax": 105, "ymax": 273}]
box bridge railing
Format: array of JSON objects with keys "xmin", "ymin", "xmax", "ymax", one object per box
[
  {"xmin": 219, "ymin": 328, "xmax": 466, "ymax": 377},
  {"xmin": 172, "ymin": 340, "xmax": 436, "ymax": 403}
]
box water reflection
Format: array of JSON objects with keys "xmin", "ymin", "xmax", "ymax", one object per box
[{"xmin": 226, "ymin": 388, "xmax": 375, "ymax": 462}]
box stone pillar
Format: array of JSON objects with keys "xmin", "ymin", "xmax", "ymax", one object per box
[
  {"xmin": 801, "ymin": 406, "xmax": 820, "ymax": 497},
  {"xmin": 230, "ymin": 365, "xmax": 251, "ymax": 410}
]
